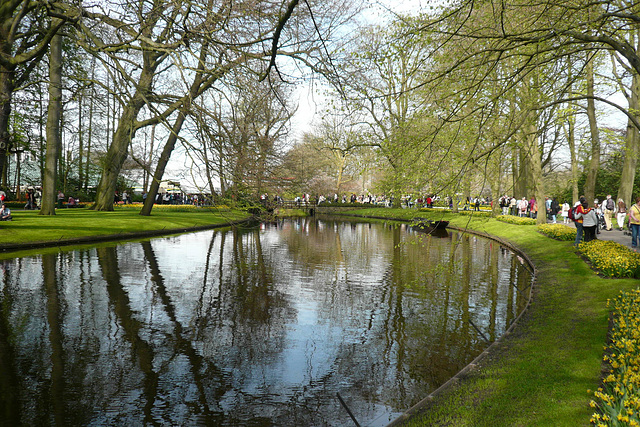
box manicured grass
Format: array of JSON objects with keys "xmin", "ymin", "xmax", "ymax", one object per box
[
  {"xmin": 332, "ymin": 207, "xmax": 638, "ymax": 426},
  {"xmin": 0, "ymin": 207, "xmax": 251, "ymax": 247}
]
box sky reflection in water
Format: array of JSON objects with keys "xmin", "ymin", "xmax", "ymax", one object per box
[{"xmin": 0, "ymin": 218, "xmax": 531, "ymax": 426}]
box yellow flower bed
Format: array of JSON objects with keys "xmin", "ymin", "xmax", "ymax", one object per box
[
  {"xmin": 579, "ymin": 240, "xmax": 640, "ymax": 278},
  {"xmin": 590, "ymin": 288, "xmax": 640, "ymax": 426},
  {"xmin": 537, "ymin": 223, "xmax": 577, "ymax": 241},
  {"xmin": 496, "ymin": 215, "xmax": 537, "ymax": 225}
]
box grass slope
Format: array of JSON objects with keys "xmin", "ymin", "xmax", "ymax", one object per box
[
  {"xmin": 0, "ymin": 208, "xmax": 251, "ymax": 246},
  {"xmin": 333, "ymin": 208, "xmax": 637, "ymax": 427}
]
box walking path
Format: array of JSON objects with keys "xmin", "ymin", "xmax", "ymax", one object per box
[
  {"xmin": 552, "ymin": 220, "xmax": 634, "ymax": 249},
  {"xmin": 594, "ymin": 226, "xmax": 634, "ymax": 249}
]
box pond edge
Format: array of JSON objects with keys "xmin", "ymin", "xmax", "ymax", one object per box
[
  {"xmin": 0, "ymin": 217, "xmax": 254, "ymax": 253},
  {"xmin": 322, "ymin": 214, "xmax": 537, "ymax": 427},
  {"xmin": 384, "ymin": 223, "xmax": 537, "ymax": 426}
]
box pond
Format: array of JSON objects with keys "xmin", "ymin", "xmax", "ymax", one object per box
[{"xmin": 0, "ymin": 217, "xmax": 532, "ymax": 426}]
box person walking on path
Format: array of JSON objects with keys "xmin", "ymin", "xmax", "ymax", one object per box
[
  {"xmin": 550, "ymin": 197, "xmax": 560, "ymax": 223},
  {"xmin": 617, "ymin": 199, "xmax": 627, "ymax": 231},
  {"xmin": 574, "ymin": 197, "xmax": 587, "ymax": 246},
  {"xmin": 629, "ymin": 197, "xmax": 640, "ymax": 251},
  {"xmin": 510, "ymin": 196, "xmax": 517, "ymax": 215},
  {"xmin": 562, "ymin": 201, "xmax": 571, "ymax": 224},
  {"xmin": 518, "ymin": 197, "xmax": 528, "ymax": 217},
  {"xmin": 578, "ymin": 201, "xmax": 599, "ymax": 242},
  {"xmin": 604, "ymin": 195, "xmax": 615, "ymax": 231}
]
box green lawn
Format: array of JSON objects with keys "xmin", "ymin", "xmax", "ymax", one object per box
[
  {"xmin": 331, "ymin": 207, "xmax": 637, "ymax": 427},
  {"xmin": 0, "ymin": 207, "xmax": 251, "ymax": 248}
]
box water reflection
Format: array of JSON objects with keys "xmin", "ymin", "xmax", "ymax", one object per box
[{"xmin": 0, "ymin": 218, "xmax": 531, "ymax": 426}]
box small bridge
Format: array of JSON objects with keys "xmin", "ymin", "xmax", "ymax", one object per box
[{"xmin": 260, "ymin": 200, "xmax": 318, "ymax": 214}]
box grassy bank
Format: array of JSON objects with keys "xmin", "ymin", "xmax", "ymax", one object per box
[
  {"xmin": 0, "ymin": 207, "xmax": 251, "ymax": 248},
  {"xmin": 332, "ymin": 207, "xmax": 637, "ymax": 426}
]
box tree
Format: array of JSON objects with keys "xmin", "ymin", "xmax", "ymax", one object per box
[
  {"xmin": 0, "ymin": 0, "xmax": 67, "ymax": 188},
  {"xmin": 40, "ymin": 22, "xmax": 63, "ymax": 215},
  {"xmin": 420, "ymin": 0, "xmax": 640, "ymax": 202},
  {"xmin": 305, "ymin": 116, "xmax": 364, "ymax": 195},
  {"xmin": 583, "ymin": 53, "xmax": 602, "ymax": 202},
  {"xmin": 67, "ymin": 0, "xmax": 353, "ymax": 211},
  {"xmin": 334, "ymin": 18, "xmax": 435, "ymax": 205}
]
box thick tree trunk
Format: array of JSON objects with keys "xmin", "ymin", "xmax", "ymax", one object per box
[
  {"xmin": 584, "ymin": 57, "xmax": 600, "ymax": 202},
  {"xmin": 521, "ymin": 120, "xmax": 546, "ymax": 225},
  {"xmin": 618, "ymin": 70, "xmax": 640, "ymax": 207},
  {"xmin": 0, "ymin": 67, "xmax": 14, "ymax": 189},
  {"xmin": 488, "ymin": 155, "xmax": 502, "ymax": 216},
  {"xmin": 92, "ymin": 46, "xmax": 158, "ymax": 211},
  {"xmin": 515, "ymin": 146, "xmax": 529, "ymax": 198},
  {"xmin": 78, "ymin": 91, "xmax": 84, "ymax": 189},
  {"xmin": 92, "ymin": 103, "xmax": 142, "ymax": 211},
  {"xmin": 85, "ymin": 86, "xmax": 93, "ymax": 191},
  {"xmin": 566, "ymin": 111, "xmax": 579, "ymax": 204},
  {"xmin": 40, "ymin": 30, "xmax": 63, "ymax": 216}
]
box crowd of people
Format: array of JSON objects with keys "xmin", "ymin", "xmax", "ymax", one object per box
[
  {"xmin": 498, "ymin": 195, "xmax": 548, "ymax": 219},
  {"xmin": 568, "ymin": 194, "xmax": 640, "ymax": 251},
  {"xmin": 269, "ymin": 193, "xmax": 442, "ymax": 208}
]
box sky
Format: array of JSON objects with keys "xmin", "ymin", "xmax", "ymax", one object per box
[
  {"xmin": 170, "ymin": 0, "xmax": 428, "ymax": 191},
  {"xmin": 289, "ymin": 0, "xmax": 427, "ymax": 139}
]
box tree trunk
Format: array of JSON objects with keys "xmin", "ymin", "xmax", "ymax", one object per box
[
  {"xmin": 488, "ymin": 155, "xmax": 502, "ymax": 216},
  {"xmin": 566, "ymin": 110, "xmax": 579, "ymax": 204},
  {"xmin": 0, "ymin": 66, "xmax": 14, "ymax": 189},
  {"xmin": 39, "ymin": 81, "xmax": 45, "ymax": 183},
  {"xmin": 144, "ymin": 124, "xmax": 156, "ymax": 193},
  {"xmin": 524, "ymin": 127, "xmax": 546, "ymax": 225},
  {"xmin": 92, "ymin": 44, "xmax": 158, "ymax": 211},
  {"xmin": 140, "ymin": 111, "xmax": 187, "ymax": 216},
  {"xmin": 584, "ymin": 56, "xmax": 601, "ymax": 202},
  {"xmin": 40, "ymin": 29, "xmax": 63, "ymax": 216},
  {"xmin": 618, "ymin": 69, "xmax": 640, "ymax": 207},
  {"xmin": 78, "ymin": 90, "xmax": 84, "ymax": 190},
  {"xmin": 92, "ymin": 102, "xmax": 143, "ymax": 211},
  {"xmin": 462, "ymin": 169, "xmax": 471, "ymax": 209},
  {"xmin": 85, "ymin": 85, "xmax": 93, "ymax": 191}
]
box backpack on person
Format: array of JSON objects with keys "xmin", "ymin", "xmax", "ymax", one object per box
[
  {"xmin": 568, "ymin": 206, "xmax": 577, "ymax": 222},
  {"xmin": 606, "ymin": 198, "xmax": 615, "ymax": 210}
]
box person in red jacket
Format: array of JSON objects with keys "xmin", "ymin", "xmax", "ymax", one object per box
[{"xmin": 573, "ymin": 196, "xmax": 587, "ymax": 246}]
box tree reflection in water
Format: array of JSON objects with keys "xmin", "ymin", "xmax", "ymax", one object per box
[{"xmin": 0, "ymin": 218, "xmax": 531, "ymax": 426}]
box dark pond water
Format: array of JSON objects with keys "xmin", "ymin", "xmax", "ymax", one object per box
[{"xmin": 0, "ymin": 217, "xmax": 531, "ymax": 426}]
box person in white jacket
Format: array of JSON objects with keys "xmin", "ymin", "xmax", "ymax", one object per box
[{"xmin": 576, "ymin": 201, "xmax": 598, "ymax": 242}]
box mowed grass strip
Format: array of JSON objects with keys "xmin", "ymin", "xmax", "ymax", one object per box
[
  {"xmin": 335, "ymin": 207, "xmax": 637, "ymax": 427},
  {"xmin": 0, "ymin": 208, "xmax": 251, "ymax": 245}
]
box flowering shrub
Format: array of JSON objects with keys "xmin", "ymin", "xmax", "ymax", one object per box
[
  {"xmin": 496, "ymin": 215, "xmax": 537, "ymax": 225},
  {"xmin": 590, "ymin": 288, "xmax": 640, "ymax": 426},
  {"xmin": 537, "ymin": 223, "xmax": 577, "ymax": 241},
  {"xmin": 579, "ymin": 240, "xmax": 640, "ymax": 278}
]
